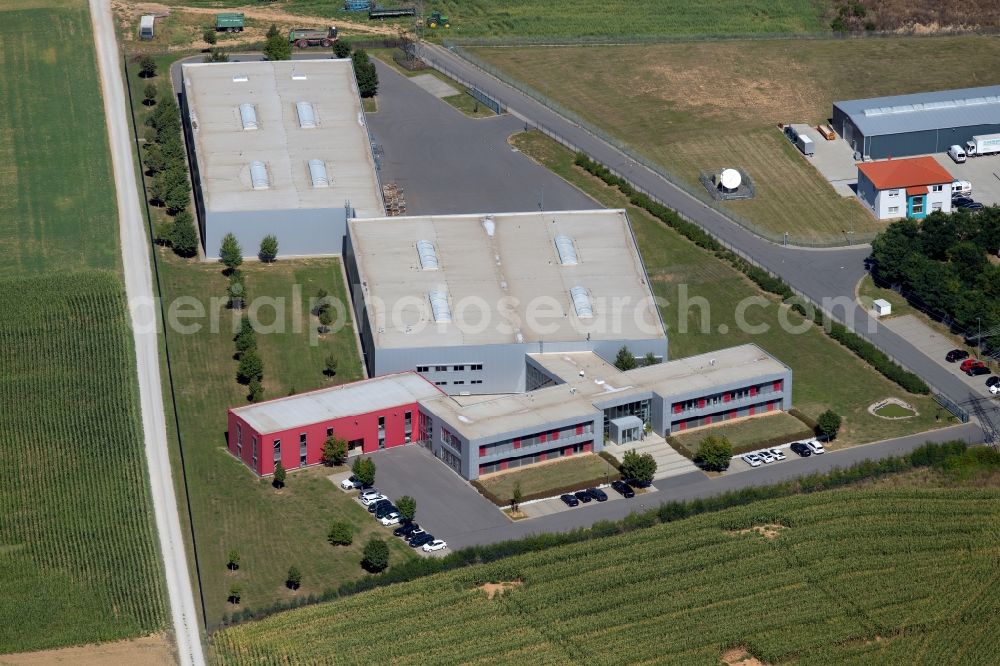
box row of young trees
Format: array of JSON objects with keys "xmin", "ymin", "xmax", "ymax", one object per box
[
  {"xmin": 224, "ymin": 549, "xmax": 302, "ymax": 606},
  {"xmin": 139, "ymin": 58, "xmax": 199, "ymax": 257}
]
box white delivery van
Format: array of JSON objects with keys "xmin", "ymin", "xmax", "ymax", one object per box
[
  {"xmin": 951, "ymin": 180, "xmax": 972, "ymax": 197},
  {"xmin": 948, "ymin": 145, "xmax": 967, "ymax": 163}
]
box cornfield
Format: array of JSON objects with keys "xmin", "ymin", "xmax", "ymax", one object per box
[
  {"xmin": 212, "ymin": 486, "xmax": 1000, "ymax": 664},
  {"xmin": 0, "ymin": 272, "xmax": 164, "ymax": 652}
]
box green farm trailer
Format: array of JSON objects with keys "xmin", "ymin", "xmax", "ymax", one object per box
[{"xmin": 215, "ymin": 13, "xmax": 245, "ymax": 32}]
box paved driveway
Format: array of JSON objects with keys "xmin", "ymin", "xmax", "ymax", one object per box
[
  {"xmin": 368, "ymin": 445, "xmax": 508, "ymax": 543},
  {"xmin": 366, "ymin": 60, "xmax": 596, "ymax": 216}
]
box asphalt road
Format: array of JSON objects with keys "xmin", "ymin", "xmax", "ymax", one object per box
[
  {"xmin": 444, "ymin": 422, "xmax": 981, "ymax": 550},
  {"xmin": 90, "ymin": 2, "xmax": 205, "ymax": 664},
  {"xmin": 416, "ymin": 43, "xmax": 1000, "ymax": 430}
]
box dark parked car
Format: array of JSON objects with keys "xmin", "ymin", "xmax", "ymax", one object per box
[
  {"xmin": 368, "ymin": 499, "xmax": 392, "ymax": 514},
  {"xmin": 951, "ymin": 196, "xmax": 974, "ymax": 207},
  {"xmin": 574, "ymin": 490, "xmax": 592, "ymax": 503},
  {"xmin": 393, "ymin": 522, "xmax": 419, "ymax": 538},
  {"xmin": 586, "ymin": 487, "xmax": 608, "ymax": 502},
  {"xmin": 627, "ymin": 477, "xmax": 652, "ymax": 489},
  {"xmin": 611, "ymin": 480, "xmax": 635, "ymax": 498},
  {"xmin": 946, "ymin": 349, "xmax": 970, "ymax": 363},
  {"xmin": 789, "ymin": 442, "xmax": 812, "ymax": 457},
  {"xmin": 374, "ymin": 503, "xmax": 398, "ymax": 519},
  {"xmin": 968, "ymin": 365, "xmax": 991, "ymax": 377},
  {"xmin": 958, "ymin": 201, "xmax": 985, "ymax": 211},
  {"xmin": 409, "ymin": 532, "xmax": 434, "ymax": 548},
  {"xmin": 560, "ymin": 493, "xmax": 579, "ymax": 507},
  {"xmin": 987, "ymin": 376, "xmax": 1000, "ymax": 388}
]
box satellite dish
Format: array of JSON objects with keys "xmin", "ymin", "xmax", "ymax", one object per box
[{"xmin": 720, "ymin": 168, "xmax": 742, "ymax": 191}]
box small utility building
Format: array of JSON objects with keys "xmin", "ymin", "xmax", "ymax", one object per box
[
  {"xmin": 856, "ymin": 156, "xmax": 953, "ymax": 221},
  {"xmin": 833, "ymin": 85, "xmax": 1000, "ymax": 160},
  {"xmin": 181, "ymin": 60, "xmax": 384, "ymax": 258}
]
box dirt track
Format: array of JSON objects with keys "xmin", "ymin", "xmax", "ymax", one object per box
[
  {"xmin": 0, "ymin": 635, "xmax": 174, "ymax": 666},
  {"xmin": 170, "ymin": 3, "xmax": 396, "ymax": 35}
]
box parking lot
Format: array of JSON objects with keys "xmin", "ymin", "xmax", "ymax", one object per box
[
  {"xmin": 519, "ymin": 484, "xmax": 655, "ymax": 518},
  {"xmin": 881, "ymin": 314, "xmax": 999, "ymax": 398},
  {"xmin": 336, "ymin": 445, "xmax": 509, "ymax": 552},
  {"xmin": 931, "ymin": 152, "xmax": 1000, "ymax": 206}
]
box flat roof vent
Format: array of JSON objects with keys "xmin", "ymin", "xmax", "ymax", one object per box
[
  {"xmin": 482, "ymin": 215, "xmax": 495, "ymax": 237},
  {"xmin": 296, "ymin": 101, "xmax": 317, "ymax": 128},
  {"xmin": 307, "ymin": 159, "xmax": 329, "ymax": 188},
  {"xmin": 238, "ymin": 103, "xmax": 258, "ymax": 131},
  {"xmin": 232, "ymin": 74, "xmax": 248, "ymax": 83},
  {"xmin": 428, "ymin": 290, "xmax": 451, "ymax": 323},
  {"xmin": 570, "ymin": 286, "xmax": 593, "ymax": 318},
  {"xmin": 554, "ymin": 235, "xmax": 578, "ymax": 265},
  {"xmin": 249, "ymin": 161, "xmax": 269, "ymax": 190},
  {"xmin": 416, "ymin": 240, "xmax": 439, "ymax": 270},
  {"xmin": 291, "ymin": 72, "xmax": 307, "ymax": 81}
]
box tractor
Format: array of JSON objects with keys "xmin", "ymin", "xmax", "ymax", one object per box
[{"xmin": 425, "ymin": 10, "xmax": 450, "ymax": 28}]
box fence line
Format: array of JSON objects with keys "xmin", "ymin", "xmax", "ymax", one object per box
[{"xmin": 439, "ymin": 42, "xmax": 874, "ymax": 249}]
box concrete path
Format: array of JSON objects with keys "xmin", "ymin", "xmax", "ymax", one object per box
[
  {"xmin": 410, "ymin": 73, "xmax": 460, "ymax": 98},
  {"xmin": 604, "ymin": 436, "xmax": 699, "ymax": 481},
  {"xmin": 89, "ymin": 1, "xmax": 205, "ymax": 663}
]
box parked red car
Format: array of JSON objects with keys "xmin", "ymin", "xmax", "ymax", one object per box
[
  {"xmin": 963, "ymin": 360, "xmax": 987, "ymax": 376},
  {"xmin": 960, "ymin": 358, "xmax": 981, "ymax": 372}
]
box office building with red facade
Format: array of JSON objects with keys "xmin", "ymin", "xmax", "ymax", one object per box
[
  {"xmin": 227, "ymin": 372, "xmax": 443, "ymax": 476},
  {"xmin": 228, "ymin": 344, "xmax": 791, "ymax": 481}
]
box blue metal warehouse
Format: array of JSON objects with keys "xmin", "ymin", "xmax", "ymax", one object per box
[{"xmin": 832, "ymin": 85, "xmax": 1000, "ymax": 160}]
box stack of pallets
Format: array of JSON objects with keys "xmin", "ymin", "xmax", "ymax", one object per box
[{"xmin": 382, "ymin": 183, "xmax": 406, "ymax": 216}]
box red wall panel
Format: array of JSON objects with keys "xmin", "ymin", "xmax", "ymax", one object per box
[{"xmin": 228, "ymin": 401, "xmax": 421, "ymax": 475}]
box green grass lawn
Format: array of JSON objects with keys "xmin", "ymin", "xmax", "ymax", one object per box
[
  {"xmin": 510, "ymin": 131, "xmax": 949, "ymax": 447},
  {"xmin": 0, "ymin": 0, "xmax": 167, "ymax": 652},
  {"xmin": 875, "ymin": 403, "xmax": 917, "ymax": 418},
  {"xmin": 670, "ymin": 412, "xmax": 812, "ymax": 456},
  {"xmin": 211, "ymin": 480, "xmax": 1000, "ymax": 663},
  {"xmin": 476, "ymin": 37, "xmax": 1000, "ymax": 243},
  {"xmin": 478, "ymin": 454, "xmax": 618, "ymax": 501}
]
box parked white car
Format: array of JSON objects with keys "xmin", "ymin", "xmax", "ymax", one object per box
[
  {"xmin": 380, "ymin": 512, "xmax": 401, "ymax": 526},
  {"xmin": 340, "ymin": 475, "xmax": 362, "ymax": 490},
  {"xmin": 360, "ymin": 491, "xmax": 386, "ymax": 506},
  {"xmin": 768, "ymin": 448, "xmax": 787, "ymax": 461},
  {"xmin": 422, "ymin": 539, "xmax": 447, "ymax": 552},
  {"xmin": 742, "ymin": 454, "xmax": 762, "ymax": 468},
  {"xmin": 805, "ymin": 439, "xmax": 826, "ymax": 455},
  {"xmin": 758, "ymin": 450, "xmax": 776, "ymax": 464},
  {"xmin": 948, "ymin": 144, "xmax": 967, "ymax": 163}
]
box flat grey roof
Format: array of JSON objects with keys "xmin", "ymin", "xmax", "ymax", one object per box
[
  {"xmin": 834, "ymin": 84, "xmax": 1000, "ymax": 137},
  {"xmin": 231, "ymin": 372, "xmax": 442, "ymax": 434},
  {"xmin": 421, "ymin": 344, "xmax": 788, "ymax": 441},
  {"xmin": 182, "ymin": 60, "xmax": 383, "ymax": 217},
  {"xmin": 348, "ymin": 210, "xmax": 665, "ymax": 349}
]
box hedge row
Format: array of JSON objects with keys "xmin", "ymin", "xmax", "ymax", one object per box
[
  {"xmin": 789, "ymin": 408, "xmax": 818, "ymax": 430},
  {"xmin": 598, "ymin": 450, "xmax": 622, "ymax": 470},
  {"xmin": 573, "ymin": 151, "xmax": 930, "ymax": 396},
  {"xmin": 215, "ymin": 440, "xmax": 976, "ymax": 630},
  {"xmin": 470, "ymin": 469, "xmax": 623, "ymax": 507}
]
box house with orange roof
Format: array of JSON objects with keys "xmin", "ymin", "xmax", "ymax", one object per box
[{"xmin": 856, "ymin": 156, "xmax": 954, "ymax": 221}]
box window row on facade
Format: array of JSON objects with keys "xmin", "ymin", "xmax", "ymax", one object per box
[
  {"xmin": 672, "ymin": 380, "xmax": 783, "ymax": 414},
  {"xmin": 671, "ymin": 399, "xmax": 782, "ymax": 431},
  {"xmin": 478, "ymin": 441, "xmax": 592, "ymax": 475},
  {"xmin": 479, "ymin": 421, "xmax": 595, "ymax": 458},
  {"xmin": 416, "ymin": 363, "xmax": 484, "ymax": 373}
]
